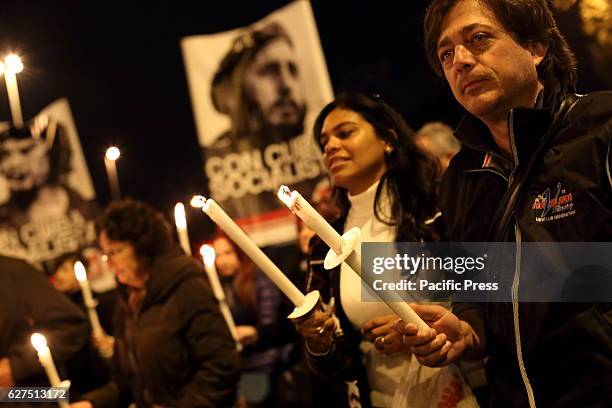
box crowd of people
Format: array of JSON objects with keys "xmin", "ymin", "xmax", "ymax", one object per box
[{"xmin": 1, "ymin": 0, "xmax": 610, "ymax": 407}]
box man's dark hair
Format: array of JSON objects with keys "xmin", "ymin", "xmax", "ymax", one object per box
[
  {"xmin": 97, "ymin": 199, "xmax": 172, "ymax": 264},
  {"xmin": 424, "ymin": 0, "xmax": 577, "ymax": 95}
]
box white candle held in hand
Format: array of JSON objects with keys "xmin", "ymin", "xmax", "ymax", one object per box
[
  {"xmin": 104, "ymin": 146, "xmax": 121, "ymax": 201},
  {"xmin": 277, "ymin": 186, "xmax": 429, "ymax": 331},
  {"xmin": 200, "ymin": 245, "xmax": 241, "ymax": 350},
  {"xmin": 1, "ymin": 54, "xmax": 24, "ymax": 128},
  {"xmin": 74, "ymin": 261, "xmax": 104, "ymax": 338},
  {"xmin": 192, "ymin": 195, "xmax": 305, "ymax": 306},
  {"xmin": 174, "ymin": 202, "xmax": 192, "ymax": 255},
  {"xmin": 31, "ymin": 333, "xmax": 69, "ymax": 408}
]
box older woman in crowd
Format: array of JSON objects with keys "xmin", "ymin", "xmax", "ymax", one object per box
[{"xmin": 72, "ymin": 199, "xmax": 240, "ymax": 408}]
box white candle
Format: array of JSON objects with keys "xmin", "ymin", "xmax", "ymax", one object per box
[
  {"xmin": 277, "ymin": 186, "xmax": 429, "ymax": 331},
  {"xmin": 192, "ymin": 196, "xmax": 305, "ymax": 306},
  {"xmin": 174, "ymin": 203, "xmax": 192, "ymax": 255},
  {"xmin": 74, "ymin": 261, "xmax": 104, "ymax": 338},
  {"xmin": 278, "ymin": 186, "xmax": 342, "ymax": 253},
  {"xmin": 200, "ymin": 245, "xmax": 241, "ymax": 348},
  {"xmin": 31, "ymin": 333, "xmax": 69, "ymax": 408},
  {"xmin": 104, "ymin": 147, "xmax": 121, "ymax": 201},
  {"xmin": 1, "ymin": 55, "xmax": 24, "ymax": 128},
  {"xmin": 278, "ymin": 185, "xmax": 359, "ymax": 273}
]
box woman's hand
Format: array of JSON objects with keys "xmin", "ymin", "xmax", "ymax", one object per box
[
  {"xmin": 92, "ymin": 331, "xmax": 115, "ymax": 359},
  {"xmin": 236, "ymin": 325, "xmax": 258, "ymax": 346},
  {"xmin": 361, "ymin": 314, "xmax": 407, "ymax": 354},
  {"xmin": 294, "ymin": 309, "xmax": 337, "ymax": 354}
]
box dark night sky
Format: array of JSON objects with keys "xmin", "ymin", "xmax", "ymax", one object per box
[{"xmin": 0, "ymin": 0, "xmax": 606, "ymax": 240}]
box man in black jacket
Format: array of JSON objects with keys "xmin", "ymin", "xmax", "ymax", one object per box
[
  {"xmin": 0, "ymin": 255, "xmax": 89, "ymax": 402},
  {"xmin": 397, "ymin": 1, "xmax": 612, "ymax": 407}
]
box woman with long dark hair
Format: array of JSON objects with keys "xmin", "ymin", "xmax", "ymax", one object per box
[{"xmin": 294, "ymin": 93, "xmax": 445, "ymax": 407}]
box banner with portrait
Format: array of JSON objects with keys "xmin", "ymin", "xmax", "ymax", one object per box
[
  {"xmin": 181, "ymin": 1, "xmax": 333, "ymax": 246},
  {"xmin": 0, "ymin": 98, "xmax": 99, "ymax": 270}
]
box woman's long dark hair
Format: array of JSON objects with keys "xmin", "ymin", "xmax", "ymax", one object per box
[{"xmin": 312, "ymin": 93, "xmax": 439, "ymax": 242}]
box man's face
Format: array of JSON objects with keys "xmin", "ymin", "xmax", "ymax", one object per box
[
  {"xmin": 243, "ymin": 38, "xmax": 307, "ymax": 131},
  {"xmin": 0, "ymin": 137, "xmax": 50, "ymax": 191},
  {"xmin": 436, "ymin": 0, "xmax": 546, "ymax": 121}
]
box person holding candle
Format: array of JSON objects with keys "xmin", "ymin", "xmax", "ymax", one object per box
[
  {"xmin": 72, "ymin": 199, "xmax": 240, "ymax": 408},
  {"xmin": 0, "ymin": 255, "xmax": 89, "ymax": 395},
  {"xmin": 51, "ymin": 252, "xmax": 117, "ymax": 337},
  {"xmin": 47, "ymin": 252, "xmax": 117, "ymax": 399},
  {"xmin": 397, "ymin": 1, "xmax": 612, "ymax": 407},
  {"xmin": 293, "ymin": 93, "xmax": 478, "ymax": 407},
  {"xmin": 211, "ymin": 233, "xmax": 296, "ymax": 407}
]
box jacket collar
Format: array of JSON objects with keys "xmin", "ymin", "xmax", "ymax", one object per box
[{"xmin": 453, "ymin": 85, "xmax": 564, "ymax": 168}]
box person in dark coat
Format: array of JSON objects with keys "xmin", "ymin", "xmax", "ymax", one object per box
[
  {"xmin": 0, "ymin": 255, "xmax": 90, "ymax": 406},
  {"xmin": 72, "ymin": 199, "xmax": 240, "ymax": 408},
  {"xmin": 398, "ymin": 1, "xmax": 612, "ymax": 407}
]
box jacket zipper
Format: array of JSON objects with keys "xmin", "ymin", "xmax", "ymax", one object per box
[
  {"xmin": 508, "ymin": 111, "xmax": 537, "ymax": 408},
  {"xmin": 512, "ymin": 223, "xmax": 536, "ymax": 408}
]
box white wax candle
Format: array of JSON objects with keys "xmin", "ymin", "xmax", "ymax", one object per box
[
  {"xmin": 199, "ymin": 197, "xmax": 305, "ymax": 306},
  {"xmin": 174, "ymin": 203, "xmax": 192, "ymax": 255},
  {"xmin": 31, "ymin": 333, "xmax": 61, "ymax": 386},
  {"xmin": 200, "ymin": 245, "xmax": 225, "ymax": 300},
  {"xmin": 74, "ymin": 261, "xmax": 104, "ymax": 337},
  {"xmin": 278, "ymin": 186, "xmax": 342, "ymax": 253},
  {"xmin": 278, "ymin": 185, "xmax": 358, "ymax": 273},
  {"xmin": 200, "ymin": 245, "xmax": 241, "ymax": 349},
  {"xmin": 104, "ymin": 149, "xmax": 121, "ymax": 201},
  {"xmin": 277, "ymin": 186, "xmax": 429, "ymax": 331},
  {"xmin": 31, "ymin": 333, "xmax": 69, "ymax": 408},
  {"xmin": 4, "ymin": 71, "xmax": 23, "ymax": 128}
]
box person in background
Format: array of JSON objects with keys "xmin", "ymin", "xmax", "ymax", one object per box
[
  {"xmin": 0, "ymin": 255, "xmax": 89, "ymax": 405},
  {"xmin": 212, "ymin": 233, "xmax": 295, "ymax": 407},
  {"xmin": 414, "ymin": 121, "xmax": 460, "ymax": 175},
  {"xmin": 71, "ymin": 199, "xmax": 240, "ymax": 408},
  {"xmin": 51, "ymin": 251, "xmax": 117, "ymax": 336}
]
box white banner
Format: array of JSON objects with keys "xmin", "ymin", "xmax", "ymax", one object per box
[
  {"xmin": 182, "ymin": 1, "xmax": 333, "ymax": 246},
  {"xmin": 0, "ymin": 98, "xmax": 98, "ymax": 268}
]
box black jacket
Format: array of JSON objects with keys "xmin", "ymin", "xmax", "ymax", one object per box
[
  {"xmin": 84, "ymin": 247, "xmax": 241, "ymax": 408},
  {"xmin": 0, "ymin": 255, "xmax": 90, "ymax": 407},
  {"xmin": 440, "ymin": 89, "xmax": 612, "ymax": 407}
]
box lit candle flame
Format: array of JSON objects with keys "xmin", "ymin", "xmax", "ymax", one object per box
[
  {"xmin": 200, "ymin": 244, "xmax": 216, "ymax": 266},
  {"xmin": 31, "ymin": 333, "xmax": 48, "ymax": 353},
  {"xmin": 4, "ymin": 54, "xmax": 23, "ymax": 74},
  {"xmin": 190, "ymin": 195, "xmax": 206, "ymax": 208},
  {"xmin": 174, "ymin": 203, "xmax": 187, "ymax": 229},
  {"xmin": 105, "ymin": 146, "xmax": 120, "ymax": 161},
  {"xmin": 74, "ymin": 261, "xmax": 87, "ymax": 282},
  {"xmin": 277, "ymin": 185, "xmax": 298, "ymax": 208}
]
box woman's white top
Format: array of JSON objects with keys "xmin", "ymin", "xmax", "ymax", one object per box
[{"xmin": 340, "ymin": 180, "xmax": 413, "ymax": 407}]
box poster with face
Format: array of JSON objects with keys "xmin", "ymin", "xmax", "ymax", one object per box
[
  {"xmin": 0, "ymin": 98, "xmax": 99, "ymax": 270},
  {"xmin": 181, "ymin": 1, "xmax": 333, "ymax": 246}
]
